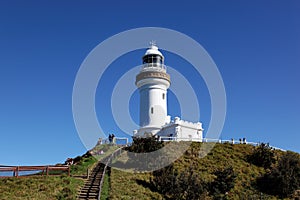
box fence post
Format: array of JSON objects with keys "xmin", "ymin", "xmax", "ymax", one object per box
[
  {"xmin": 46, "ymin": 166, "xmax": 49, "ymax": 176},
  {"xmin": 68, "ymin": 166, "xmax": 70, "ymax": 176},
  {"xmin": 16, "ymin": 166, "xmax": 19, "ymax": 178}
]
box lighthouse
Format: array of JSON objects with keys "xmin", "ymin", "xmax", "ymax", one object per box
[
  {"xmin": 135, "ymin": 43, "xmax": 171, "ymax": 136},
  {"xmin": 134, "ymin": 42, "xmax": 203, "ymax": 141}
]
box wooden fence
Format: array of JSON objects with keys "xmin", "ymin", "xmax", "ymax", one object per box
[{"xmin": 0, "ymin": 165, "xmax": 70, "ymax": 178}]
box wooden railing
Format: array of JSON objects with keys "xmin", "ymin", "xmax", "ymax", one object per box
[{"xmin": 0, "ymin": 165, "xmax": 70, "ymax": 177}]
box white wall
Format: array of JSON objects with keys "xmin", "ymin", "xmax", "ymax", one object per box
[
  {"xmin": 137, "ymin": 78, "xmax": 169, "ymax": 136},
  {"xmin": 158, "ymin": 117, "xmax": 203, "ymax": 141}
]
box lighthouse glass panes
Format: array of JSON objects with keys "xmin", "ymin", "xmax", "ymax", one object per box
[
  {"xmin": 143, "ymin": 55, "xmax": 163, "ymax": 64},
  {"xmin": 141, "ymin": 54, "xmax": 166, "ymax": 72}
]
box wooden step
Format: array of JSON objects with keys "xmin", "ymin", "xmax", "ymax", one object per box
[{"xmin": 76, "ymin": 161, "xmax": 105, "ymax": 200}]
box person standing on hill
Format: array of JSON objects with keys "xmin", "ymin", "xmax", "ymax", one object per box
[
  {"xmin": 112, "ymin": 134, "xmax": 115, "ymax": 144},
  {"xmin": 108, "ymin": 134, "xmax": 112, "ymax": 144}
]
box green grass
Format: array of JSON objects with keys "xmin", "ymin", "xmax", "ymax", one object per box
[
  {"xmin": 0, "ymin": 176, "xmax": 83, "ymax": 200},
  {"xmin": 70, "ymin": 155, "xmax": 97, "ymax": 176},
  {"xmin": 1, "ymin": 143, "xmax": 293, "ymax": 199},
  {"xmin": 0, "ymin": 144, "xmax": 119, "ymax": 200},
  {"xmin": 100, "ymin": 171, "xmax": 110, "ymax": 200},
  {"xmin": 71, "ymin": 144, "xmax": 119, "ymax": 177},
  {"xmin": 109, "ymin": 142, "xmax": 291, "ymax": 199},
  {"xmin": 92, "ymin": 144, "xmax": 120, "ymax": 161},
  {"xmin": 110, "ymin": 168, "xmax": 163, "ymax": 200}
]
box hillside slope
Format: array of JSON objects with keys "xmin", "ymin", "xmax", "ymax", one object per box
[
  {"xmin": 0, "ymin": 144, "xmax": 117, "ymax": 200},
  {"xmin": 109, "ymin": 142, "xmax": 298, "ymax": 200}
]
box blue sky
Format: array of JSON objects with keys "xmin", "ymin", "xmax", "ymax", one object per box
[{"xmin": 0, "ymin": 0, "xmax": 299, "ymax": 165}]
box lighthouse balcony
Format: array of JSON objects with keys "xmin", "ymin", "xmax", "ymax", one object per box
[
  {"xmin": 136, "ymin": 71, "xmax": 171, "ymax": 87},
  {"xmin": 141, "ymin": 63, "xmax": 167, "ymax": 72}
]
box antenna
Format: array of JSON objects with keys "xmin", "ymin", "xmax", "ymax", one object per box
[{"xmin": 149, "ymin": 40, "xmax": 157, "ymax": 47}]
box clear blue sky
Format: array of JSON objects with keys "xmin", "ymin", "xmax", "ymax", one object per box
[{"xmin": 0, "ymin": 0, "xmax": 299, "ymax": 165}]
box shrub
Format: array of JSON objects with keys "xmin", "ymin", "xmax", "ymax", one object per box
[
  {"xmin": 126, "ymin": 136, "xmax": 164, "ymax": 153},
  {"xmin": 124, "ymin": 136, "xmax": 165, "ymax": 171},
  {"xmin": 209, "ymin": 166, "xmax": 237, "ymax": 199},
  {"xmin": 248, "ymin": 143, "xmax": 275, "ymax": 169},
  {"xmin": 151, "ymin": 164, "xmax": 208, "ymax": 199},
  {"xmin": 257, "ymin": 151, "xmax": 300, "ymax": 198}
]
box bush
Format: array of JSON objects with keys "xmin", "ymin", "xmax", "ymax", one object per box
[
  {"xmin": 248, "ymin": 143, "xmax": 275, "ymax": 169},
  {"xmin": 150, "ymin": 164, "xmax": 177, "ymax": 195},
  {"xmin": 123, "ymin": 136, "xmax": 165, "ymax": 171},
  {"xmin": 126, "ymin": 136, "xmax": 164, "ymax": 153},
  {"xmin": 151, "ymin": 164, "xmax": 208, "ymax": 199},
  {"xmin": 257, "ymin": 151, "xmax": 300, "ymax": 198},
  {"xmin": 209, "ymin": 166, "xmax": 237, "ymax": 199}
]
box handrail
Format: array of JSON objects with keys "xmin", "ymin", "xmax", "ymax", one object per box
[
  {"xmin": 98, "ymin": 147, "xmax": 124, "ymax": 200},
  {"xmin": 158, "ymin": 137, "xmax": 285, "ymax": 151}
]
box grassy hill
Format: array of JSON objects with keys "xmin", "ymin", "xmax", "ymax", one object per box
[
  {"xmin": 108, "ymin": 142, "xmax": 299, "ymax": 200},
  {"xmin": 0, "ymin": 144, "xmax": 117, "ymax": 200},
  {"xmin": 0, "ymin": 176, "xmax": 82, "ymax": 200},
  {"xmin": 0, "ymin": 142, "xmax": 298, "ymax": 199}
]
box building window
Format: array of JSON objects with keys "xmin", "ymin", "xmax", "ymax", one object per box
[
  {"xmin": 162, "ymin": 93, "xmax": 165, "ymax": 99},
  {"xmin": 151, "ymin": 107, "xmax": 154, "ymax": 114}
]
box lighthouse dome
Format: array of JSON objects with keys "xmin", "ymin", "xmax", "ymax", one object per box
[{"xmin": 144, "ymin": 44, "xmax": 164, "ymax": 58}]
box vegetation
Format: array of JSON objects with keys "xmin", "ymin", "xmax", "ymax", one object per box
[
  {"xmin": 109, "ymin": 168, "xmax": 163, "ymax": 200},
  {"xmin": 0, "ymin": 175, "xmax": 83, "ymax": 200},
  {"xmin": 100, "ymin": 169, "xmax": 111, "ymax": 200},
  {"xmin": 247, "ymin": 143, "xmax": 276, "ymax": 169},
  {"xmin": 124, "ymin": 136, "xmax": 165, "ymax": 172},
  {"xmin": 1, "ymin": 141, "xmax": 299, "ymax": 199},
  {"xmin": 126, "ymin": 136, "xmax": 164, "ymax": 153},
  {"xmin": 209, "ymin": 166, "xmax": 237, "ymax": 199},
  {"xmin": 151, "ymin": 164, "xmax": 208, "ymax": 199},
  {"xmin": 70, "ymin": 151, "xmax": 97, "ymax": 176},
  {"xmin": 91, "ymin": 143, "xmax": 120, "ymax": 160},
  {"xmin": 110, "ymin": 142, "xmax": 300, "ymax": 199},
  {"xmin": 257, "ymin": 151, "xmax": 300, "ymax": 198},
  {"xmin": 0, "ymin": 143, "xmax": 117, "ymax": 200}
]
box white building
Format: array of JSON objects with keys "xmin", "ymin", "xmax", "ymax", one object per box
[{"xmin": 133, "ymin": 43, "xmax": 203, "ymax": 141}]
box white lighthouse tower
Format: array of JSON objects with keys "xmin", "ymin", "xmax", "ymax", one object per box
[
  {"xmin": 134, "ymin": 42, "xmax": 203, "ymax": 141},
  {"xmin": 135, "ymin": 43, "xmax": 171, "ymax": 136}
]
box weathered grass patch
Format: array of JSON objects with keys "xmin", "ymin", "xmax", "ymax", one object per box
[
  {"xmin": 109, "ymin": 142, "xmax": 285, "ymax": 199},
  {"xmin": 0, "ymin": 176, "xmax": 83, "ymax": 200}
]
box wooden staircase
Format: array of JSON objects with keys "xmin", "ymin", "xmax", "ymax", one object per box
[
  {"xmin": 77, "ymin": 148, "xmax": 123, "ymax": 200},
  {"xmin": 77, "ymin": 161, "xmax": 105, "ymax": 200}
]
